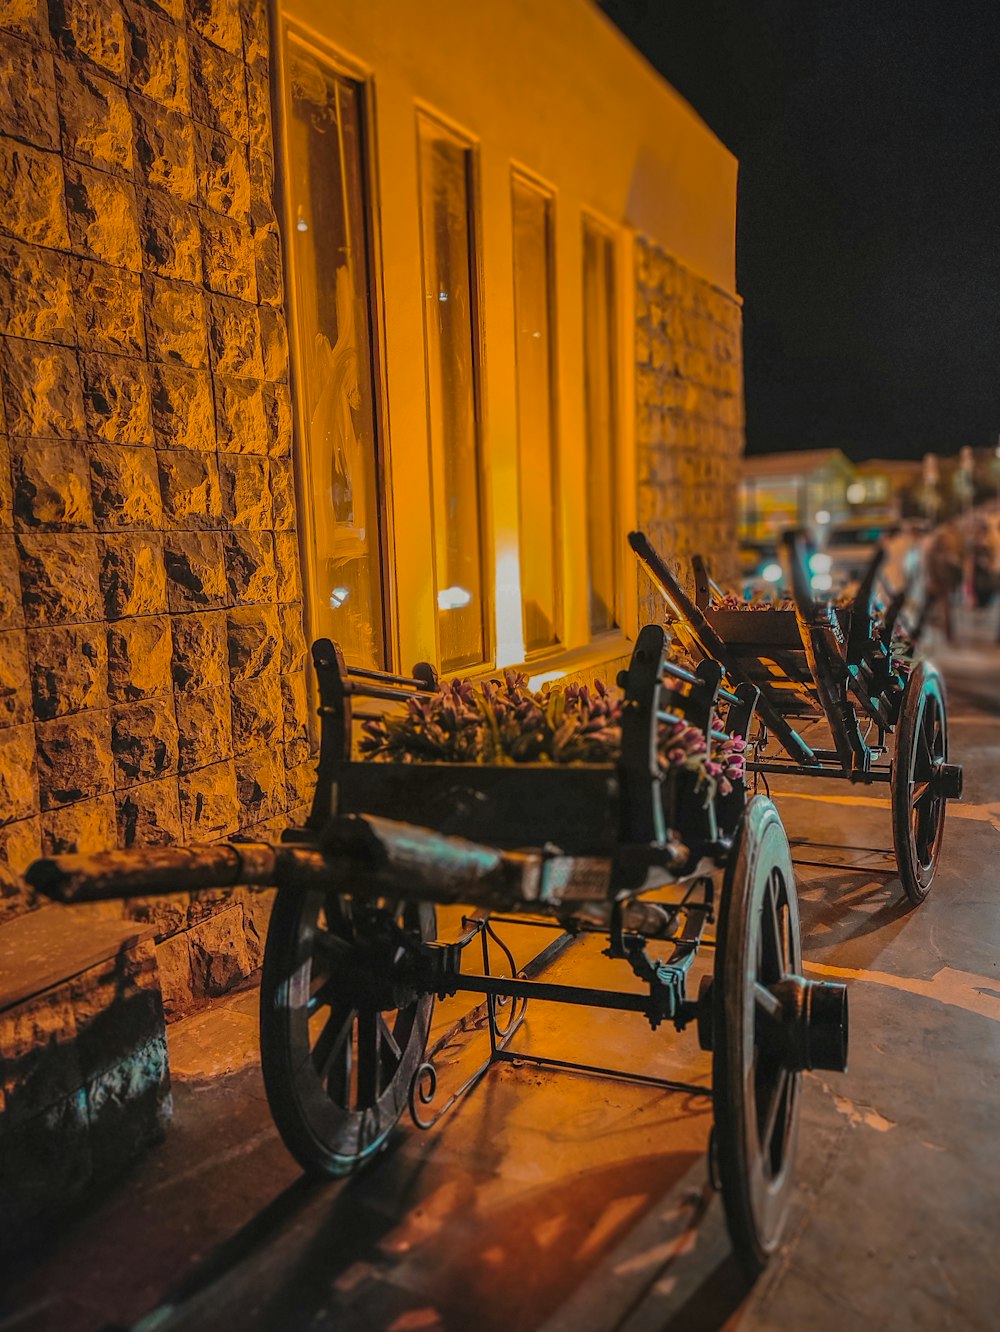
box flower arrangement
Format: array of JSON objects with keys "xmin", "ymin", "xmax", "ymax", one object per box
[{"xmin": 359, "ymin": 669, "xmax": 746, "ymax": 797}]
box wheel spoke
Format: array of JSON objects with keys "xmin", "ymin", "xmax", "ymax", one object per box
[
  {"xmin": 761, "ymin": 1066, "xmax": 790, "ymax": 1157},
  {"xmin": 307, "ymin": 975, "xmax": 339, "ymax": 1016},
  {"xmin": 356, "ymin": 1009, "xmax": 381, "ymax": 1106},
  {"xmin": 313, "ymin": 928, "xmax": 351, "ymax": 965},
  {"xmin": 313, "ymin": 1005, "xmax": 356, "ymax": 1083},
  {"xmin": 761, "ymin": 876, "xmax": 785, "ymax": 982},
  {"xmin": 378, "ymin": 1012, "xmax": 403, "ymax": 1063},
  {"xmin": 754, "ymin": 982, "xmax": 781, "ymax": 1020},
  {"xmin": 910, "ymin": 780, "xmax": 930, "ymax": 810}
]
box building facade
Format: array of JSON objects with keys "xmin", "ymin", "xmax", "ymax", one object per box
[{"xmin": 0, "ymin": 0, "xmax": 744, "ymax": 1192}]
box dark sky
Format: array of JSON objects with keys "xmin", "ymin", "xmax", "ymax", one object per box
[{"xmin": 599, "ymin": 0, "xmax": 1000, "ymax": 461}]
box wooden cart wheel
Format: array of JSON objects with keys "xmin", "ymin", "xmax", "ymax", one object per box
[
  {"xmin": 260, "ymin": 887, "xmax": 435, "ymax": 1176},
  {"xmin": 712, "ymin": 794, "xmax": 802, "ymax": 1275},
  {"xmin": 891, "ymin": 660, "xmax": 949, "ymax": 906}
]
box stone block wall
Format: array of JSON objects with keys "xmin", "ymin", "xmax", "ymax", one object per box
[
  {"xmin": 634, "ymin": 236, "xmax": 744, "ymax": 620},
  {"xmin": 0, "ymin": 0, "xmax": 312, "ymax": 1016}
]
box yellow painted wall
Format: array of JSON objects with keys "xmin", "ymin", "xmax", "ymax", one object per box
[{"xmin": 277, "ymin": 0, "xmax": 738, "ymax": 678}]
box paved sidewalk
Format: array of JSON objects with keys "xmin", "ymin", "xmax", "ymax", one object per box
[{"xmin": 2, "ymin": 637, "xmax": 999, "ymax": 1331}]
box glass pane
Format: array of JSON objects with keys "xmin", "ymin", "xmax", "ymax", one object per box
[
  {"xmin": 512, "ymin": 176, "xmax": 560, "ymax": 653},
  {"xmin": 417, "ymin": 116, "xmax": 486, "ymax": 672},
  {"xmin": 582, "ymin": 222, "xmax": 618, "ymax": 633},
  {"xmin": 286, "ymin": 45, "xmax": 385, "ymax": 668}
]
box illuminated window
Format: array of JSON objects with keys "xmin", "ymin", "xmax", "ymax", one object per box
[
  {"xmin": 511, "ymin": 173, "xmax": 560, "ymax": 653},
  {"xmin": 417, "ymin": 114, "xmax": 486, "ymax": 672},
  {"xmin": 582, "ymin": 219, "xmax": 619, "ymax": 633},
  {"xmin": 285, "ymin": 43, "xmax": 386, "ymax": 668}
]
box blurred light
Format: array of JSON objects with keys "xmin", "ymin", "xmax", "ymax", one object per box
[
  {"xmin": 809, "ymin": 552, "xmax": 832, "ymax": 574},
  {"xmin": 811, "ymin": 572, "xmax": 833, "ymax": 592},
  {"xmin": 846, "ymin": 482, "xmax": 866, "ymax": 505},
  {"xmin": 329, "ymin": 586, "xmax": 350, "ymax": 608},
  {"xmin": 815, "ymin": 509, "xmax": 831, "ymax": 525},
  {"xmin": 296, "ymin": 208, "xmax": 308, "ymax": 232},
  {"xmin": 438, "ymin": 291, "xmax": 448, "ymax": 302},
  {"xmin": 762, "ymin": 562, "xmax": 783, "ymax": 583},
  {"xmin": 529, "ymin": 668, "xmax": 565, "ymax": 689},
  {"xmin": 438, "ymin": 585, "xmax": 472, "ymax": 610}
]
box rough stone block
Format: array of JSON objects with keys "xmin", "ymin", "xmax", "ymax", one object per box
[
  {"xmin": 200, "ymin": 209, "xmax": 255, "ymax": 300},
  {"xmin": 112, "ymin": 697, "xmax": 178, "ymax": 786},
  {"xmin": 235, "ymin": 746, "xmax": 284, "ymax": 824},
  {"xmin": 80, "ymin": 356, "xmax": 153, "ymax": 447},
  {"xmin": 125, "ymin": 1, "xmax": 189, "ymax": 112},
  {"xmin": 208, "ymin": 293, "xmax": 262, "ymax": 378},
  {"xmin": 0, "ymin": 0, "xmax": 48, "ymax": 42},
  {"xmin": 258, "ymin": 305, "xmax": 287, "ymax": 383},
  {"xmin": 0, "ymin": 530, "xmax": 18, "ymax": 621},
  {"xmin": 164, "ymin": 530, "xmax": 226, "ymax": 611},
  {"xmin": 35, "ymin": 709, "xmax": 113, "ymax": 810},
  {"xmin": 230, "ymin": 671, "xmax": 279, "ymax": 755},
  {"xmin": 263, "ymin": 380, "xmax": 291, "ymax": 457},
  {"xmin": 227, "ymin": 604, "xmax": 279, "ymax": 681},
  {"xmin": 273, "ymin": 530, "xmax": 302, "ymax": 604},
  {"xmin": 130, "ymin": 91, "xmax": 195, "ymax": 202},
  {"xmin": 0, "ymin": 722, "xmax": 38, "ymax": 823},
  {"xmin": 142, "ymin": 274, "xmax": 207, "ymax": 367},
  {"xmin": 27, "ymin": 622, "xmax": 107, "ymax": 720},
  {"xmin": 107, "ymin": 614, "xmax": 172, "ymax": 701},
  {"xmin": 283, "ymin": 757, "xmax": 314, "ymax": 812},
  {"xmin": 55, "ymin": 59, "xmax": 132, "ymax": 175},
  {"xmin": 72, "ymin": 257, "xmax": 145, "ymax": 358},
  {"xmin": 151, "ymin": 363, "xmax": 215, "ymax": 449},
  {"xmin": 85, "ymin": 1033, "xmax": 170, "ymax": 1178},
  {"xmin": 218, "ymin": 452, "xmax": 270, "ymax": 530},
  {"xmin": 245, "ymin": 56, "xmax": 271, "ymax": 160},
  {"xmin": 99, "ymin": 531, "xmax": 167, "ymax": 619},
  {"xmin": 0, "ymin": 137, "xmax": 69, "ymax": 248},
  {"xmin": 0, "ymin": 436, "xmax": 10, "ymax": 532},
  {"xmin": 175, "ymin": 683, "xmax": 231, "ymax": 771},
  {"xmin": 137, "ymin": 187, "xmax": 201, "ymax": 283},
  {"xmin": 280, "ymin": 671, "xmax": 309, "ymax": 765},
  {"xmin": 213, "ymin": 374, "xmax": 266, "ymax": 453},
  {"xmin": 0, "ymin": 238, "xmax": 75, "ymax": 345},
  {"xmin": 268, "ymin": 457, "xmax": 294, "ymax": 531},
  {"xmin": 0, "ymin": 33, "xmax": 59, "ymax": 150},
  {"xmin": 187, "ymin": 902, "xmax": 251, "ymax": 997},
  {"xmin": 0, "ymin": 813, "xmax": 41, "ymax": 921},
  {"xmin": 12, "ymin": 439, "xmax": 93, "ymax": 530},
  {"xmin": 153, "ymin": 928, "xmax": 193, "ymax": 1020},
  {"xmin": 195, "ymin": 121, "xmax": 248, "ymax": 219},
  {"xmin": 189, "ymin": 34, "xmax": 246, "ymax": 141},
  {"xmin": 169, "ymin": 607, "xmax": 226, "ymax": 693},
  {"xmin": 49, "ymin": 0, "xmax": 127, "ymax": 80},
  {"xmin": 224, "ymin": 528, "xmax": 275, "ymax": 604},
  {"xmin": 115, "ymin": 775, "xmax": 181, "ymax": 846},
  {"xmin": 89, "ymin": 443, "xmax": 162, "ymax": 530},
  {"xmin": 253, "ymin": 221, "xmax": 282, "ymax": 307},
  {"xmin": 157, "ymin": 448, "xmax": 221, "ymax": 529},
  {"xmin": 0, "ymin": 627, "xmax": 31, "ymax": 724},
  {"xmin": 279, "ymin": 601, "xmax": 306, "ymax": 674},
  {"xmin": 0, "ymin": 985, "xmax": 82, "ymax": 1125},
  {"xmin": 0, "ymin": 337, "xmax": 85, "ymax": 439},
  {"xmin": 187, "ymin": 0, "xmax": 241, "ymax": 55},
  {"xmin": 248, "ymin": 145, "xmax": 274, "ymax": 231},
  {"xmin": 65, "ymin": 161, "xmax": 141, "ymax": 272},
  {"xmin": 41, "ymin": 792, "xmax": 115, "ymax": 855},
  {"xmin": 17, "ymin": 532, "xmax": 102, "ymax": 626},
  {"xmin": 178, "ymin": 757, "xmax": 238, "ymax": 839},
  {"xmin": 241, "ymin": 0, "xmax": 269, "ymax": 67}
]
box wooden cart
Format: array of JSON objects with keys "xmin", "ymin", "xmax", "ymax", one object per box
[
  {"xmin": 629, "ymin": 529, "xmax": 964, "ymax": 905},
  {"xmin": 29, "ymin": 624, "xmax": 848, "ymax": 1274}
]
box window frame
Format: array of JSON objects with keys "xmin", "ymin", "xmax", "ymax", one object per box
[{"xmin": 274, "ymin": 22, "xmax": 400, "ymax": 675}]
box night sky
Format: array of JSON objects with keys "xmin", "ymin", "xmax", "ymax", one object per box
[{"xmin": 599, "ymin": 0, "xmax": 1000, "ymax": 461}]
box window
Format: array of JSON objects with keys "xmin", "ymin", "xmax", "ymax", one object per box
[
  {"xmin": 511, "ymin": 173, "xmax": 560, "ymax": 653},
  {"xmin": 285, "ymin": 42, "xmax": 386, "ymax": 668},
  {"xmin": 582, "ymin": 219, "xmax": 619, "ymax": 634},
  {"xmin": 417, "ymin": 114, "xmax": 486, "ymax": 672}
]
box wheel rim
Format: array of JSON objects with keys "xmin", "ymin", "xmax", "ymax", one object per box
[
  {"xmin": 713, "ymin": 795, "xmax": 802, "ymax": 1273},
  {"xmin": 906, "ymin": 691, "xmax": 946, "ymax": 879},
  {"xmin": 263, "ymin": 889, "xmax": 435, "ymax": 1173},
  {"xmin": 893, "ymin": 662, "xmax": 949, "ymax": 901}
]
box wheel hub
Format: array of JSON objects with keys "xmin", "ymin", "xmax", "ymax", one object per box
[{"xmin": 765, "ymin": 975, "xmax": 849, "ymax": 1072}]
